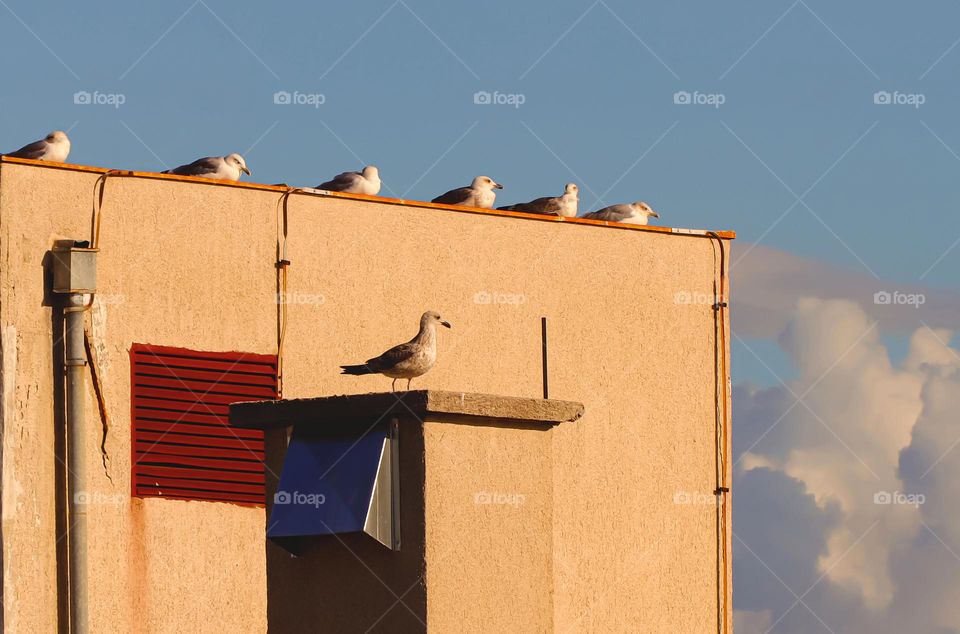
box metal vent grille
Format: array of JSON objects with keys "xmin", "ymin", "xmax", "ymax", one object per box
[{"xmin": 130, "ymin": 344, "xmax": 277, "ymax": 505}]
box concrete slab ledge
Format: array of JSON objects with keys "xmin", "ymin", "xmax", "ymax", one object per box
[{"xmin": 229, "ymin": 390, "xmax": 585, "ymax": 431}]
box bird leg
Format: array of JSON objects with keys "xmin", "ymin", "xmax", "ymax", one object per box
[
  {"xmin": 391, "ymin": 378, "xmax": 397, "ymax": 392},
  {"xmin": 407, "ymin": 378, "xmax": 413, "ymax": 391}
]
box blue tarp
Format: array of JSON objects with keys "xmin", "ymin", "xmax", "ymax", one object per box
[{"xmin": 267, "ymin": 424, "xmax": 388, "ymax": 538}]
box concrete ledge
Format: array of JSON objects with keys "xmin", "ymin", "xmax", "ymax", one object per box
[{"xmin": 229, "ymin": 390, "xmax": 585, "ymax": 431}]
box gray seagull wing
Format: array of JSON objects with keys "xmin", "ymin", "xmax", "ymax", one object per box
[
  {"xmin": 498, "ymin": 196, "xmax": 559, "ymax": 215},
  {"xmin": 5, "ymin": 139, "xmax": 49, "ymax": 159},
  {"xmin": 163, "ymin": 156, "xmax": 222, "ymax": 176},
  {"xmin": 583, "ymin": 204, "xmax": 632, "ymax": 222},
  {"xmin": 365, "ymin": 341, "xmax": 418, "ymax": 372},
  {"xmin": 432, "ymin": 186, "xmax": 474, "ymax": 205},
  {"xmin": 318, "ymin": 171, "xmax": 361, "ymax": 191}
]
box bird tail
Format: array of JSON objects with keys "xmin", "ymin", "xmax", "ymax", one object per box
[
  {"xmin": 340, "ymin": 364, "xmax": 373, "ymax": 376},
  {"xmin": 496, "ymin": 204, "xmax": 516, "ymax": 211}
]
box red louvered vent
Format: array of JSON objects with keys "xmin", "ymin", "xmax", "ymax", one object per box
[{"xmin": 130, "ymin": 344, "xmax": 278, "ymax": 506}]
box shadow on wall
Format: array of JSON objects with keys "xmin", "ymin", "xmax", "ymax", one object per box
[{"xmin": 42, "ymin": 250, "xmax": 71, "ymax": 634}]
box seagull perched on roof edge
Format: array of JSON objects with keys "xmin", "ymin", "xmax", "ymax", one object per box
[
  {"xmin": 4, "ymin": 131, "xmax": 71, "ymax": 163},
  {"xmin": 497, "ymin": 183, "xmax": 578, "ymax": 217},
  {"xmin": 582, "ymin": 202, "xmax": 660, "ymax": 225},
  {"xmin": 163, "ymin": 153, "xmax": 250, "ymax": 181},
  {"xmin": 431, "ymin": 176, "xmax": 502, "ymax": 209},
  {"xmin": 318, "ymin": 165, "xmax": 381, "ymax": 195},
  {"xmin": 340, "ymin": 311, "xmax": 452, "ymax": 391}
]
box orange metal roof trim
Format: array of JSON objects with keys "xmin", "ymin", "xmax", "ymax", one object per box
[{"xmin": 0, "ymin": 156, "xmax": 735, "ymax": 240}]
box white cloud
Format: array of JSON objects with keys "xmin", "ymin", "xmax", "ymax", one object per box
[
  {"xmin": 731, "ymin": 244, "xmax": 960, "ymax": 339},
  {"xmin": 734, "ymin": 297, "xmax": 960, "ymax": 633}
]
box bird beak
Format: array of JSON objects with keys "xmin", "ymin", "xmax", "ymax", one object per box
[
  {"xmin": 650, "ymin": 211, "xmax": 660, "ymax": 218},
  {"xmin": 494, "ymin": 182, "xmax": 503, "ymax": 189},
  {"xmin": 441, "ymin": 320, "xmax": 452, "ymax": 329},
  {"xmin": 242, "ymin": 166, "xmax": 251, "ymax": 175}
]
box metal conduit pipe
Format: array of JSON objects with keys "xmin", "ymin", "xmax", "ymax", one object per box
[
  {"xmin": 65, "ymin": 295, "xmax": 88, "ymax": 634},
  {"xmin": 51, "ymin": 242, "xmax": 97, "ymax": 634}
]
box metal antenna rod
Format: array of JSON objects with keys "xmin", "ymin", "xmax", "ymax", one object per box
[{"xmin": 541, "ymin": 317, "xmax": 549, "ymax": 400}]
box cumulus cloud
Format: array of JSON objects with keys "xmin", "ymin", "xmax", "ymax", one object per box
[
  {"xmin": 731, "ymin": 244, "xmax": 960, "ymax": 338},
  {"xmin": 734, "ymin": 297, "xmax": 960, "ymax": 633}
]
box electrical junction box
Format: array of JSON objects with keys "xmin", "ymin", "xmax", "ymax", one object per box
[{"xmin": 51, "ymin": 242, "xmax": 98, "ymax": 294}]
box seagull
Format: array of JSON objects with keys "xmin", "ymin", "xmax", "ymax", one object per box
[
  {"xmin": 431, "ymin": 176, "xmax": 502, "ymax": 209},
  {"xmin": 582, "ymin": 202, "xmax": 660, "ymax": 225},
  {"xmin": 340, "ymin": 311, "xmax": 452, "ymax": 391},
  {"xmin": 497, "ymin": 183, "xmax": 578, "ymax": 217},
  {"xmin": 4, "ymin": 130, "xmax": 71, "ymax": 163},
  {"xmin": 162, "ymin": 153, "xmax": 251, "ymax": 181},
  {"xmin": 318, "ymin": 165, "xmax": 381, "ymax": 195}
]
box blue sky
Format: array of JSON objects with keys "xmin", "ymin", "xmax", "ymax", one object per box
[
  {"xmin": 5, "ymin": 3, "xmax": 960, "ymax": 631},
  {"xmin": 4, "ymin": 2, "xmax": 959, "ymax": 382},
  {"xmin": 0, "ymin": 1, "xmax": 955, "ymax": 279}
]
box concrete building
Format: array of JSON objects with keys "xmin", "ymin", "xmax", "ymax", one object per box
[{"xmin": 0, "ymin": 156, "xmax": 733, "ymax": 633}]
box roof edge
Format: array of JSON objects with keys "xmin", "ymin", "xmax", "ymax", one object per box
[{"xmin": 0, "ymin": 156, "xmax": 735, "ymax": 239}]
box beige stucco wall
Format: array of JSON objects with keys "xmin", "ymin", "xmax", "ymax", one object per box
[
  {"xmin": 0, "ymin": 159, "xmax": 732, "ymax": 633},
  {"xmin": 0, "ymin": 163, "xmax": 276, "ymax": 634},
  {"xmin": 422, "ymin": 419, "xmax": 554, "ymax": 632}
]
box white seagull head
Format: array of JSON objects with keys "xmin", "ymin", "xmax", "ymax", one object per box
[
  {"xmin": 225, "ymin": 153, "xmax": 251, "ymax": 176},
  {"xmin": 472, "ymin": 176, "xmax": 503, "ymax": 191},
  {"xmin": 631, "ymin": 201, "xmax": 659, "ymax": 218},
  {"xmin": 362, "ymin": 165, "xmax": 379, "ymax": 179},
  {"xmin": 46, "ymin": 130, "xmax": 69, "ymax": 144},
  {"xmin": 421, "ymin": 310, "xmax": 452, "ymax": 329},
  {"xmin": 43, "ymin": 130, "xmax": 71, "ymax": 162},
  {"xmin": 564, "ymin": 183, "xmax": 579, "ymax": 196}
]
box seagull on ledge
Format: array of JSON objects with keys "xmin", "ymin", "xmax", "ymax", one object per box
[
  {"xmin": 431, "ymin": 176, "xmax": 502, "ymax": 208},
  {"xmin": 4, "ymin": 130, "xmax": 71, "ymax": 163},
  {"xmin": 582, "ymin": 202, "xmax": 660, "ymax": 225},
  {"xmin": 163, "ymin": 153, "xmax": 251, "ymax": 181},
  {"xmin": 340, "ymin": 311, "xmax": 452, "ymax": 391},
  {"xmin": 318, "ymin": 165, "xmax": 381, "ymax": 195},
  {"xmin": 497, "ymin": 183, "xmax": 578, "ymax": 217}
]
